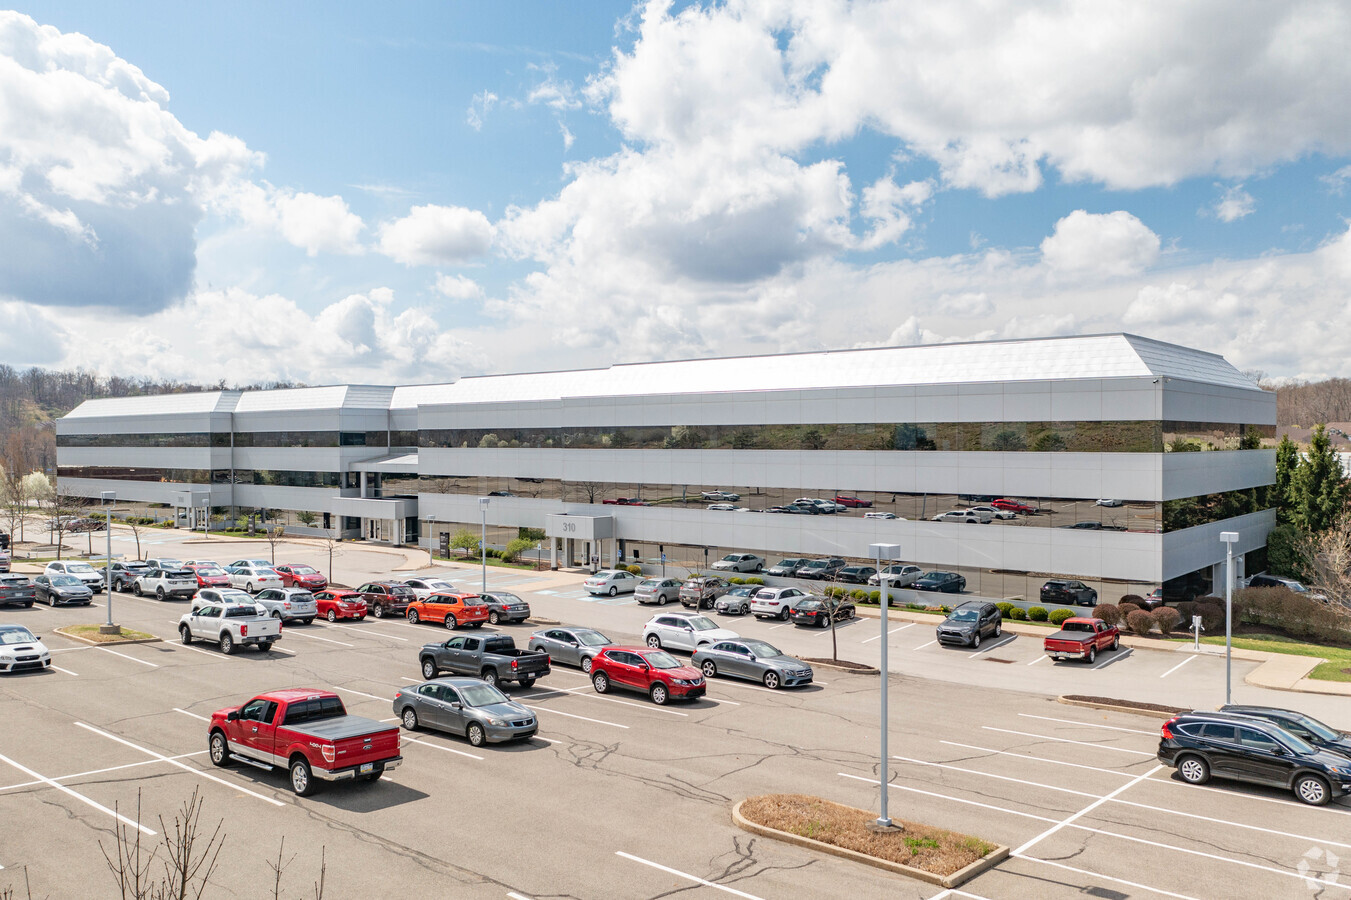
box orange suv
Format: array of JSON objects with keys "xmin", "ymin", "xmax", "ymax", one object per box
[{"xmin": 407, "ymin": 592, "xmax": 491, "ymax": 629}]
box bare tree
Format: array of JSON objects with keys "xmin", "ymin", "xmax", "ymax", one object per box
[
  {"xmin": 124, "ymin": 516, "xmax": 145, "ymax": 560},
  {"xmin": 49, "ymin": 479, "xmax": 92, "ymax": 561},
  {"xmin": 323, "ymin": 536, "xmax": 343, "ymax": 586},
  {"xmin": 263, "ymin": 525, "xmax": 286, "ymax": 565},
  {"xmin": 1296, "ymin": 514, "xmax": 1351, "ymax": 613}
]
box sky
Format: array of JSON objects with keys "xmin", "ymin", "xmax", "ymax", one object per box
[{"xmin": 2, "ymin": 0, "xmax": 1351, "ymax": 387}]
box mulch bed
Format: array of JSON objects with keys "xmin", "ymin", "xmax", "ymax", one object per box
[
  {"xmin": 801, "ymin": 657, "xmax": 875, "ymax": 670},
  {"xmin": 1064, "ymin": 695, "xmax": 1188, "ymax": 715},
  {"xmin": 738, "ymin": 794, "xmax": 994, "ymax": 876}
]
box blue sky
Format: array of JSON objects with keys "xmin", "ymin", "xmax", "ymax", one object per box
[{"xmin": 2, "ymin": 1, "xmax": 1351, "ymax": 384}]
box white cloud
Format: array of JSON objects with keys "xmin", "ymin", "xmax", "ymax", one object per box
[
  {"xmin": 434, "ymin": 273, "xmax": 483, "ymax": 300},
  {"xmin": 527, "ymin": 65, "xmax": 581, "ymax": 111},
  {"xmin": 466, "ymin": 89, "xmax": 498, "ymax": 131},
  {"xmin": 1212, "ymin": 184, "xmax": 1256, "ymax": 222},
  {"xmin": 559, "ymin": 121, "xmax": 575, "ymax": 150},
  {"xmin": 377, "ymin": 204, "xmax": 494, "ymax": 266},
  {"xmin": 858, "ymin": 177, "xmax": 932, "ymax": 250},
  {"xmin": 1040, "ymin": 210, "xmax": 1161, "ymax": 279},
  {"xmin": 1322, "ymin": 164, "xmax": 1351, "ymax": 195}
]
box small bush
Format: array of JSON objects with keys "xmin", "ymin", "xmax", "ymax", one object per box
[
  {"xmin": 1195, "ymin": 599, "xmax": 1227, "ymax": 633},
  {"xmin": 1126, "ymin": 610, "xmax": 1155, "ymax": 635},
  {"xmin": 906, "ymin": 603, "xmax": 926, "ymax": 611},
  {"xmin": 1027, "ymin": 605, "xmax": 1049, "ymax": 622},
  {"xmin": 501, "ymin": 537, "xmax": 534, "ymax": 562},
  {"xmin": 1120, "ymin": 593, "xmax": 1145, "ymax": 607},
  {"xmin": 1118, "ymin": 602, "xmax": 1141, "ymax": 621},
  {"xmin": 744, "ymin": 577, "xmax": 765, "ymax": 585},
  {"xmin": 824, "ymin": 586, "xmax": 846, "ymax": 599},
  {"xmin": 1152, "ymin": 606, "xmax": 1181, "ymax": 634},
  {"xmin": 1009, "ymin": 607, "xmax": 1027, "ymax": 620},
  {"xmin": 728, "ymin": 577, "xmax": 745, "ymax": 584},
  {"xmin": 868, "ymin": 590, "xmax": 881, "ymax": 603},
  {"xmin": 626, "ymin": 564, "xmax": 643, "ymax": 576},
  {"xmin": 996, "ymin": 602, "xmax": 1014, "ymax": 618},
  {"xmin": 1049, "ymin": 608, "xmax": 1074, "ymax": 625},
  {"xmin": 850, "ymin": 589, "xmax": 867, "ymax": 600},
  {"xmin": 939, "ymin": 605, "xmax": 952, "ymax": 615},
  {"xmin": 1094, "ymin": 603, "xmax": 1122, "ymax": 626}
]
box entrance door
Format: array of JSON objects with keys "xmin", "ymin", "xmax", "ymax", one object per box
[{"xmin": 367, "ymin": 519, "xmax": 383, "ymax": 541}]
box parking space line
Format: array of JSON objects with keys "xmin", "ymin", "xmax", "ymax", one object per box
[
  {"xmin": 1026, "ymin": 654, "xmax": 1048, "ymax": 665},
  {"xmin": 837, "ymin": 772, "xmax": 1058, "ymax": 823},
  {"xmin": 331, "ymin": 686, "xmax": 392, "ymax": 703},
  {"xmin": 913, "ymin": 639, "xmax": 937, "ymax": 650},
  {"xmin": 1009, "ymin": 854, "xmax": 1200, "ymax": 900},
  {"xmin": 98, "ymin": 647, "xmax": 158, "ymax": 667},
  {"xmin": 50, "ymin": 664, "xmax": 79, "ymax": 676},
  {"xmin": 982, "ymin": 727, "xmax": 1155, "ymax": 756},
  {"xmin": 173, "ymin": 708, "xmax": 209, "ymax": 722},
  {"xmin": 531, "ymin": 706, "xmax": 627, "ymax": 729},
  {"xmin": 940, "ymin": 741, "xmax": 1141, "ymax": 777},
  {"xmin": 0, "ymin": 752, "xmax": 207, "ymax": 794},
  {"xmin": 0, "ymin": 750, "xmax": 156, "ymax": 835},
  {"xmin": 971, "ymin": 635, "xmax": 1017, "ymax": 655},
  {"xmin": 890, "ymin": 754, "xmax": 1098, "ymax": 798},
  {"xmin": 615, "ymin": 851, "xmax": 768, "ymax": 900},
  {"xmin": 507, "ymin": 892, "xmax": 534, "ymax": 900},
  {"xmin": 338, "ymin": 626, "xmax": 408, "ymax": 641},
  {"xmin": 1159, "ymin": 655, "xmax": 1197, "ymax": 679},
  {"xmin": 1012, "ymin": 764, "xmax": 1163, "ymax": 854},
  {"xmin": 1017, "ymin": 714, "xmax": 1157, "ymax": 736},
  {"xmin": 173, "ymin": 643, "xmax": 230, "ymax": 659},
  {"xmin": 529, "ymin": 685, "xmax": 689, "ymax": 717},
  {"xmin": 1091, "ymin": 647, "xmax": 1133, "ymax": 669},
  {"xmin": 280, "ymin": 630, "xmax": 354, "ymax": 647},
  {"xmin": 74, "ymin": 722, "xmax": 285, "ymax": 807},
  {"xmin": 401, "ymin": 735, "xmax": 483, "ymax": 761},
  {"xmin": 861, "ymin": 623, "xmax": 914, "ymax": 644},
  {"xmin": 1145, "ymin": 775, "xmax": 1351, "ymax": 819}
]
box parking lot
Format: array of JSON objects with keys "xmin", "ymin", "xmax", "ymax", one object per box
[{"xmin": 2, "ymin": 543, "xmax": 1348, "ymax": 899}]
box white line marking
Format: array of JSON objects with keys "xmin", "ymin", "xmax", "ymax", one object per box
[
  {"xmin": 615, "ymin": 851, "xmax": 767, "ymax": 900},
  {"xmin": 972, "ymin": 635, "xmax": 1017, "ymax": 655},
  {"xmin": 331, "ymin": 686, "xmax": 392, "ymax": 703},
  {"xmin": 507, "ymin": 893, "xmax": 534, "ymax": 900},
  {"xmin": 380, "ymin": 717, "xmax": 400, "ymax": 723},
  {"xmin": 0, "ymin": 752, "xmax": 207, "ymax": 793},
  {"xmin": 531, "ymin": 706, "xmax": 627, "ymax": 729},
  {"xmin": 535, "ymin": 736, "xmax": 562, "ymax": 745},
  {"xmin": 1012, "ymin": 764, "xmax": 1164, "ymax": 855},
  {"xmin": 982, "ymin": 726, "xmax": 1155, "ymax": 756},
  {"xmin": 1092, "ymin": 647, "xmax": 1133, "ymax": 669},
  {"xmin": 400, "ymin": 675, "xmax": 420, "ymax": 682},
  {"xmin": 940, "ymin": 741, "xmax": 1145, "ymax": 777},
  {"xmin": 1010, "ymin": 854, "xmax": 1201, "ymax": 900},
  {"xmin": 769, "ymin": 622, "xmax": 791, "ymax": 630},
  {"xmin": 340, "ymin": 626, "xmax": 408, "ymax": 641},
  {"xmin": 0, "ymin": 750, "xmax": 156, "ymax": 835},
  {"xmin": 838, "ymin": 772, "xmax": 1057, "ymax": 823},
  {"xmin": 913, "ymin": 639, "xmax": 938, "ymax": 649},
  {"xmin": 1027, "ymin": 655, "xmax": 1049, "ymax": 665},
  {"xmin": 546, "ymin": 685, "xmax": 690, "ymax": 717},
  {"xmin": 74, "ymin": 722, "xmax": 285, "ymax": 807},
  {"xmin": 50, "ymin": 664, "xmax": 79, "ymax": 676},
  {"xmin": 890, "ymin": 754, "xmax": 1098, "ymax": 798},
  {"xmin": 173, "ymin": 708, "xmax": 209, "ymax": 722},
  {"xmin": 1160, "ymin": 655, "xmax": 1198, "ymax": 679},
  {"xmin": 98, "ymin": 647, "xmax": 158, "ymax": 667},
  {"xmin": 401, "ymin": 736, "xmax": 483, "ymax": 761},
  {"xmin": 861, "ymin": 623, "xmax": 913, "ymax": 644},
  {"xmin": 1145, "ymin": 773, "xmax": 1351, "ymax": 819},
  {"xmin": 1017, "ymin": 713, "xmax": 1157, "ymax": 736},
  {"xmin": 279, "ymin": 629, "xmax": 353, "ymax": 647}
]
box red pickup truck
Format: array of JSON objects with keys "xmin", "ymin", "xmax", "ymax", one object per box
[
  {"xmin": 208, "ymin": 689, "xmax": 402, "ymax": 796},
  {"xmin": 1043, "ymin": 617, "xmax": 1120, "ymax": 664}
]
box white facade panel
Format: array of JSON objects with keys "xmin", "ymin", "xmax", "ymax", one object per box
[
  {"xmin": 1161, "ymin": 509, "xmax": 1276, "ymax": 581},
  {"xmin": 1162, "ymin": 450, "xmax": 1276, "ymax": 500},
  {"xmin": 60, "ymin": 477, "xmax": 233, "ymax": 507},
  {"xmin": 1162, "ymin": 380, "xmax": 1276, "ymax": 425},
  {"xmin": 231, "ymin": 485, "xmax": 337, "ymax": 512}
]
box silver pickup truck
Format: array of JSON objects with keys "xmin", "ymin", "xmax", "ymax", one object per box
[
  {"xmin": 418, "ymin": 633, "xmax": 551, "ymax": 688},
  {"xmin": 178, "ymin": 603, "xmax": 282, "ymax": 654}
]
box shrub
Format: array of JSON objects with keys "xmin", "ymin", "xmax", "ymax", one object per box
[
  {"xmin": 824, "ymin": 586, "xmax": 845, "ymax": 599},
  {"xmin": 744, "ymin": 577, "xmax": 765, "ymax": 585},
  {"xmin": 626, "ymin": 564, "xmax": 643, "ymax": 576},
  {"xmin": 996, "ymin": 602, "xmax": 1014, "ymax": 618},
  {"xmin": 1126, "ymin": 610, "xmax": 1155, "ymax": 635},
  {"xmin": 1152, "ymin": 606, "xmax": 1181, "ymax": 635},
  {"xmin": 939, "ymin": 605, "xmax": 952, "ymax": 615},
  {"xmin": 1118, "ymin": 602, "xmax": 1141, "ymax": 621},
  {"xmin": 1009, "ymin": 607, "xmax": 1027, "ymax": 620},
  {"xmin": 868, "ymin": 590, "xmax": 881, "ymax": 604},
  {"xmin": 1027, "ymin": 605, "xmax": 1049, "ymax": 622},
  {"xmin": 1049, "ymin": 608, "xmax": 1075, "ymax": 625},
  {"xmin": 1094, "ymin": 604, "xmax": 1122, "ymax": 626},
  {"xmin": 728, "ymin": 577, "xmax": 745, "ymax": 584},
  {"xmin": 850, "ymin": 589, "xmax": 867, "ymax": 600},
  {"xmin": 1195, "ymin": 599, "xmax": 1227, "ymax": 633},
  {"xmin": 1233, "ymin": 586, "xmax": 1351, "ymax": 644},
  {"xmin": 1120, "ymin": 593, "xmax": 1145, "ymax": 607},
  {"xmin": 501, "ymin": 537, "xmax": 534, "ymax": 562}
]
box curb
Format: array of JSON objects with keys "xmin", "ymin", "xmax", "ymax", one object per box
[
  {"xmin": 801, "ymin": 658, "xmax": 881, "ymax": 675},
  {"xmin": 1057, "ymin": 696, "xmax": 1182, "ymax": 720},
  {"xmin": 731, "ymin": 800, "xmax": 1008, "ymax": 888},
  {"xmin": 53, "ymin": 626, "xmax": 163, "ymax": 647}
]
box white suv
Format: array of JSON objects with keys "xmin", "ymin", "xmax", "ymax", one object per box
[
  {"xmin": 133, "ymin": 568, "xmax": 199, "ymax": 600},
  {"xmin": 868, "ymin": 565, "xmax": 923, "ymax": 587},
  {"xmin": 643, "ymin": 612, "xmax": 739, "ymax": 652},
  {"xmin": 750, "ymin": 586, "xmax": 811, "ymax": 620},
  {"xmin": 191, "ymin": 587, "xmax": 260, "ymax": 612}
]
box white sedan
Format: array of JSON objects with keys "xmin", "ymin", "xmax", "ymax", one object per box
[
  {"xmin": 583, "ymin": 569, "xmax": 641, "ymax": 596},
  {"xmin": 643, "ymin": 612, "xmax": 740, "ymax": 652},
  {"xmin": 968, "ymin": 505, "xmax": 1016, "ymax": 520},
  {"xmin": 226, "ymin": 565, "xmax": 282, "ymax": 593},
  {"xmin": 403, "ymin": 576, "xmax": 458, "ymax": 600},
  {"xmin": 701, "ymin": 490, "xmax": 741, "ymax": 502},
  {"xmin": 0, "ymin": 624, "xmax": 50, "ymax": 674}
]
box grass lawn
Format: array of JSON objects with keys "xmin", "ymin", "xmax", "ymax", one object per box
[
  {"xmin": 1171, "ymin": 633, "xmax": 1351, "ymax": 682},
  {"xmin": 56, "ymin": 624, "xmax": 158, "ymax": 644}
]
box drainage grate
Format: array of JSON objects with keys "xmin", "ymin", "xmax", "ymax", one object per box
[{"xmin": 984, "ymin": 657, "xmax": 1015, "ymax": 664}]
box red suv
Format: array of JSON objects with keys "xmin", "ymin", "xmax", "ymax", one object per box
[
  {"xmin": 589, "ymin": 646, "xmax": 706, "ymax": 705},
  {"xmin": 274, "ymin": 564, "xmax": 328, "ymax": 591}
]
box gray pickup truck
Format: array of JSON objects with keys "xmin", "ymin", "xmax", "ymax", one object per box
[{"xmin": 419, "ymin": 633, "xmax": 551, "ymax": 688}]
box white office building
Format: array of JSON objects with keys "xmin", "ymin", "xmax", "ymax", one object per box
[{"xmin": 57, "ymin": 334, "xmax": 1276, "ymax": 601}]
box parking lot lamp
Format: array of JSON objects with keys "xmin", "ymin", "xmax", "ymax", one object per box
[
  {"xmin": 101, "ymin": 491, "xmax": 117, "ymax": 635},
  {"xmin": 869, "ymin": 542, "xmax": 902, "ymax": 832},
  {"xmin": 1220, "ymin": 531, "xmax": 1239, "ymax": 705},
  {"xmin": 479, "ymin": 498, "xmax": 490, "ymax": 594}
]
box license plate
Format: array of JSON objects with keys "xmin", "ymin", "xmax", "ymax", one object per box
[{"xmin": 359, "ymin": 762, "xmax": 374, "ymax": 774}]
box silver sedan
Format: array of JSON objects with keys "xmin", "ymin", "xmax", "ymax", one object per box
[
  {"xmin": 691, "ymin": 639, "xmax": 814, "ymax": 690},
  {"xmin": 527, "ymin": 626, "xmax": 614, "ymax": 674},
  {"xmin": 393, "ymin": 677, "xmax": 537, "ymax": 747}
]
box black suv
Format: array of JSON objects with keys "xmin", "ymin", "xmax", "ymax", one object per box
[
  {"xmin": 1219, "ymin": 705, "xmax": 1351, "ymax": 757},
  {"xmin": 1158, "ymin": 711, "xmax": 1351, "ymax": 806},
  {"xmin": 1040, "ymin": 579, "xmax": 1097, "ymax": 606},
  {"xmin": 935, "ymin": 601, "xmax": 1002, "ymax": 648}
]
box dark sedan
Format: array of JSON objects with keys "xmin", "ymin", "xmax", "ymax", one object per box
[
  {"xmin": 1219, "ymin": 705, "xmax": 1351, "ymax": 758},
  {"xmin": 34, "ymin": 574, "xmax": 94, "ymax": 606},
  {"xmin": 914, "ymin": 571, "xmax": 966, "ymax": 593},
  {"xmin": 480, "ymin": 591, "xmax": 531, "ymax": 625},
  {"xmin": 837, "ymin": 565, "xmax": 877, "ymax": 585},
  {"xmin": 792, "ymin": 597, "xmax": 855, "ymax": 627}
]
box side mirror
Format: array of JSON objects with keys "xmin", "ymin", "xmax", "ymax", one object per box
[
  {"xmin": 568, "ymin": 641, "xmax": 578, "ymax": 647},
  {"xmin": 226, "ymin": 711, "xmax": 240, "ymax": 722},
  {"xmin": 684, "ymin": 626, "xmax": 694, "ymax": 631},
  {"xmin": 449, "ymin": 702, "xmax": 462, "ymax": 710},
  {"xmin": 1272, "ymin": 746, "xmax": 1287, "ymax": 756}
]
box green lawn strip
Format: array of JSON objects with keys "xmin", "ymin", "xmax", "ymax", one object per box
[
  {"xmin": 1168, "ymin": 633, "xmax": 1351, "ymax": 682},
  {"xmin": 56, "ymin": 624, "xmax": 159, "ymax": 644}
]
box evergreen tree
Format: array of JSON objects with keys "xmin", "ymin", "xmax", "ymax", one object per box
[
  {"xmin": 1273, "ymin": 434, "xmax": 1299, "ymax": 524},
  {"xmin": 1291, "ymin": 424, "xmax": 1351, "ymax": 532}
]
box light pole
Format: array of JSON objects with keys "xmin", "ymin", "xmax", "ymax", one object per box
[
  {"xmin": 1220, "ymin": 531, "xmax": 1239, "ymax": 705},
  {"xmin": 479, "ymin": 498, "xmax": 490, "ymax": 595},
  {"xmin": 868, "ymin": 542, "xmax": 901, "ymax": 833},
  {"xmin": 101, "ymin": 491, "xmax": 118, "ymax": 635}
]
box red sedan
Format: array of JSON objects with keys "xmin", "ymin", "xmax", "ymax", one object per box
[
  {"xmin": 313, "ymin": 589, "xmax": 367, "ymax": 622},
  {"xmin": 274, "ymin": 564, "xmax": 328, "ymax": 591},
  {"xmin": 589, "ymin": 646, "xmax": 706, "ymax": 705},
  {"xmin": 992, "ymin": 498, "xmax": 1037, "ymax": 514},
  {"xmin": 185, "ymin": 563, "xmax": 230, "ymax": 589},
  {"xmin": 834, "ymin": 495, "xmax": 873, "ymax": 508}
]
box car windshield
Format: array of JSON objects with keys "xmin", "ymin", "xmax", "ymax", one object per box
[
  {"xmin": 52, "ymin": 575, "xmax": 83, "ymax": 586},
  {"xmin": 158, "ymin": 560, "xmax": 182, "ymax": 567},
  {"xmin": 686, "ymin": 616, "xmax": 718, "ymax": 631},
  {"xmin": 743, "ymin": 641, "xmax": 781, "ymax": 658},
  {"xmin": 0, "ymin": 627, "xmax": 37, "ymax": 645},
  {"xmin": 290, "ymin": 566, "xmax": 317, "ymax": 575},
  {"xmin": 195, "ymin": 566, "xmax": 225, "ymax": 576},
  {"xmin": 719, "ymin": 555, "xmax": 740, "ymax": 562},
  {"xmin": 805, "ymin": 561, "xmax": 827, "ymax": 569},
  {"xmin": 1293, "ymin": 714, "xmax": 1343, "ymax": 742},
  {"xmin": 575, "ymin": 630, "xmax": 609, "ymax": 646},
  {"xmin": 459, "ymin": 683, "xmax": 509, "ymax": 707},
  {"xmin": 645, "ymin": 651, "xmax": 682, "ymax": 669},
  {"xmin": 494, "ymin": 593, "xmax": 522, "ymax": 602},
  {"xmin": 950, "ymin": 609, "xmax": 979, "ymax": 621},
  {"xmin": 66, "ymin": 564, "xmax": 96, "ymax": 574},
  {"xmin": 775, "ymin": 560, "xmax": 800, "ymax": 567}
]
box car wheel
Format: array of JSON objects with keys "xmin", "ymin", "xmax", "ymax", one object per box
[
  {"xmin": 421, "ymin": 658, "xmax": 437, "ymax": 680},
  {"xmin": 219, "ymin": 633, "xmax": 234, "ymax": 655},
  {"xmin": 246, "ymin": 582, "xmax": 253, "ymax": 593},
  {"xmin": 289, "ymin": 757, "xmax": 317, "ymax": 797},
  {"xmin": 373, "ymin": 605, "xmax": 384, "ymax": 618},
  {"xmin": 657, "ymin": 594, "xmax": 668, "ymax": 606},
  {"xmin": 133, "ymin": 582, "xmax": 143, "ymax": 596},
  {"xmin": 608, "ymin": 586, "xmax": 618, "ymax": 597},
  {"xmin": 327, "ymin": 610, "xmax": 337, "ymax": 623},
  {"xmin": 780, "ymin": 607, "xmax": 791, "ymax": 621},
  {"xmin": 401, "ymin": 707, "xmax": 419, "ymax": 731},
  {"xmin": 592, "ymin": 672, "xmax": 609, "ymax": 693},
  {"xmin": 179, "ymin": 625, "xmax": 193, "ymax": 645},
  {"xmin": 209, "ymin": 731, "xmax": 231, "ymax": 767},
  {"xmin": 972, "ymin": 632, "xmax": 981, "ymax": 649},
  {"xmin": 272, "ymin": 610, "xmax": 282, "ymax": 620},
  {"xmin": 755, "ymin": 563, "xmax": 764, "ymax": 573},
  {"xmin": 156, "ymin": 587, "xmax": 166, "ymax": 601},
  {"xmin": 489, "ymin": 611, "xmax": 500, "ymax": 625},
  {"xmin": 302, "ymin": 618, "xmax": 312, "ymax": 626},
  {"xmin": 646, "ymin": 634, "xmax": 662, "ymax": 649},
  {"xmin": 994, "ymin": 622, "xmax": 1002, "ymax": 637},
  {"xmin": 1295, "ymin": 774, "xmax": 1331, "ymax": 806},
  {"xmin": 821, "ymin": 615, "xmax": 831, "ymax": 628},
  {"xmin": 701, "ymin": 660, "xmax": 718, "ymax": 678},
  {"xmin": 581, "ymin": 656, "xmax": 594, "ymax": 674},
  {"xmin": 407, "ymin": 609, "xmax": 420, "ymax": 624},
  {"xmin": 763, "ymin": 671, "xmax": 780, "ymax": 690},
  {"xmin": 259, "ymin": 641, "xmax": 274, "ymax": 653},
  {"xmin": 519, "ymin": 677, "xmax": 536, "ymax": 689},
  {"xmin": 467, "ymin": 722, "xmax": 486, "ymax": 747},
  {"xmin": 650, "ymin": 684, "xmax": 669, "ymax": 705},
  {"xmin": 445, "ymin": 615, "xmax": 459, "ymax": 629},
  {"xmin": 1177, "ymin": 755, "xmax": 1210, "ymax": 785},
  {"xmin": 480, "ymin": 668, "xmax": 499, "ymax": 687},
  {"xmin": 1112, "ymin": 635, "xmax": 1120, "ymax": 651},
  {"xmin": 1086, "ymin": 646, "xmax": 1097, "ymax": 664}
]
